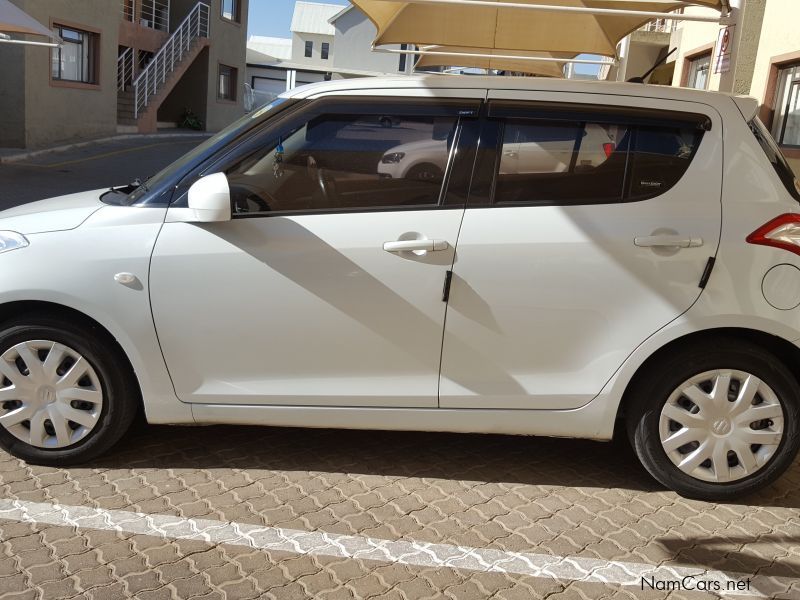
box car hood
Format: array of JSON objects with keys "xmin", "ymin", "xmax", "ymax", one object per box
[
  {"xmin": 0, "ymin": 189, "xmax": 107, "ymax": 235},
  {"xmin": 383, "ymin": 138, "xmax": 447, "ymax": 156}
]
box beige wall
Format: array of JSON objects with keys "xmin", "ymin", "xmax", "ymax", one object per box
[
  {"xmin": 204, "ymin": 0, "xmax": 249, "ymax": 131},
  {"xmin": 7, "ymin": 0, "xmax": 120, "ymax": 149},
  {"xmin": 669, "ymin": 7, "xmax": 721, "ymax": 91}
]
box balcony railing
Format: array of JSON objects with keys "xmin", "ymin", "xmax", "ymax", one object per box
[
  {"xmin": 133, "ymin": 2, "xmax": 209, "ymax": 118},
  {"xmin": 640, "ymin": 9, "xmax": 683, "ymax": 34},
  {"xmin": 121, "ymin": 0, "xmax": 170, "ymax": 32}
]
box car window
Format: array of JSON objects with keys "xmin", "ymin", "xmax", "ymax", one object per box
[
  {"xmin": 626, "ymin": 125, "xmax": 703, "ymax": 200},
  {"xmin": 225, "ymin": 112, "xmax": 458, "ymax": 214},
  {"xmin": 492, "ymin": 116, "xmax": 703, "ymax": 206},
  {"xmin": 494, "ymin": 119, "xmax": 629, "ymax": 205}
]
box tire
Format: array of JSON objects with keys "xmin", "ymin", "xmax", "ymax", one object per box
[
  {"xmin": 406, "ymin": 163, "xmax": 443, "ymax": 182},
  {"xmin": 0, "ymin": 316, "xmax": 139, "ymax": 466},
  {"xmin": 626, "ymin": 339, "xmax": 800, "ymax": 501}
]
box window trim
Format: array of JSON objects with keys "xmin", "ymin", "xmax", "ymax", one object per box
[
  {"xmin": 192, "ymin": 96, "xmax": 483, "ymax": 218},
  {"xmin": 217, "ymin": 63, "xmax": 238, "ymax": 103},
  {"xmin": 680, "ymin": 43, "xmax": 714, "ymax": 89},
  {"xmin": 763, "ymin": 54, "xmax": 800, "ymax": 156},
  {"xmin": 49, "ymin": 19, "xmax": 101, "ymax": 89},
  {"xmin": 474, "ymin": 101, "xmax": 707, "ymax": 209},
  {"xmin": 220, "ymin": 0, "xmax": 241, "ymax": 24}
]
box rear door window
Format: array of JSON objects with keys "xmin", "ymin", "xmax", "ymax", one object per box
[{"xmin": 489, "ymin": 105, "xmax": 706, "ymax": 206}]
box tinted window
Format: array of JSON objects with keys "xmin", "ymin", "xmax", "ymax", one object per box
[
  {"xmin": 226, "ymin": 112, "xmax": 458, "ymax": 214},
  {"xmin": 493, "ymin": 117, "xmax": 702, "ymax": 206},
  {"xmin": 494, "ymin": 120, "xmax": 629, "ymax": 205},
  {"xmin": 627, "ymin": 125, "xmax": 702, "ymax": 200}
]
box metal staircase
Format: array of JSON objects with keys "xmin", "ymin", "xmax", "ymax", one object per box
[{"xmin": 116, "ymin": 2, "xmax": 210, "ymax": 131}]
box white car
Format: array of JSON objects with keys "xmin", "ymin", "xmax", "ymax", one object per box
[
  {"xmin": 377, "ymin": 123, "xmax": 614, "ymax": 181},
  {"xmin": 2, "ymin": 76, "xmax": 800, "ymax": 501}
]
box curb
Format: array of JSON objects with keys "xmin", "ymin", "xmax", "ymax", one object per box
[{"xmin": 0, "ymin": 132, "xmax": 212, "ymax": 165}]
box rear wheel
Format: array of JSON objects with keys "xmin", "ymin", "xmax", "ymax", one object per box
[
  {"xmin": 0, "ymin": 317, "xmax": 139, "ymax": 465},
  {"xmin": 627, "ymin": 340, "xmax": 800, "ymax": 500}
]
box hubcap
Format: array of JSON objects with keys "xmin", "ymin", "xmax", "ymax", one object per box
[
  {"xmin": 659, "ymin": 369, "xmax": 785, "ymax": 483},
  {"xmin": 0, "ymin": 340, "xmax": 103, "ymax": 449}
]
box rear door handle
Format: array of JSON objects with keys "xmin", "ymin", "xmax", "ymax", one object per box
[
  {"xmin": 383, "ymin": 239, "xmax": 449, "ymax": 252},
  {"xmin": 634, "ymin": 235, "xmax": 704, "ymax": 248}
]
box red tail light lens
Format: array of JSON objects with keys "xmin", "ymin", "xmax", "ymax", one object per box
[
  {"xmin": 747, "ymin": 214, "xmax": 800, "ymax": 256},
  {"xmin": 603, "ymin": 142, "xmax": 615, "ymax": 159}
]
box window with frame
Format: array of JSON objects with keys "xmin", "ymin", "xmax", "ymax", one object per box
[
  {"xmin": 218, "ymin": 64, "xmax": 237, "ymax": 101},
  {"xmin": 399, "ymin": 44, "xmax": 408, "ymax": 72},
  {"xmin": 221, "ymin": 0, "xmax": 239, "ymax": 22},
  {"xmin": 493, "ymin": 117, "xmax": 703, "ymax": 206},
  {"xmin": 772, "ymin": 64, "xmax": 800, "ymax": 148},
  {"xmin": 304, "ymin": 41, "xmax": 313, "ymax": 58},
  {"xmin": 686, "ymin": 53, "xmax": 711, "ymax": 90},
  {"xmin": 51, "ymin": 25, "xmax": 98, "ymax": 84},
  {"xmin": 321, "ymin": 42, "xmax": 330, "ymax": 60},
  {"xmin": 224, "ymin": 109, "xmax": 459, "ymax": 214}
]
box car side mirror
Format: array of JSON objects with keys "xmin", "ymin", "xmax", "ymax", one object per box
[{"xmin": 187, "ymin": 173, "xmax": 232, "ymax": 222}]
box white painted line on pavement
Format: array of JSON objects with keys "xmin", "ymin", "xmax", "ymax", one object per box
[{"xmin": 0, "ymin": 498, "xmax": 793, "ymax": 597}]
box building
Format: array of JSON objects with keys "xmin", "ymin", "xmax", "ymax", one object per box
[
  {"xmin": 246, "ymin": 2, "xmax": 412, "ymax": 102},
  {"xmin": 614, "ymin": 1, "xmax": 799, "ymax": 173},
  {"xmin": 0, "ymin": 0, "xmax": 248, "ymax": 149}
]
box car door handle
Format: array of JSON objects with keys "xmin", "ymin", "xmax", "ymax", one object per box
[
  {"xmin": 383, "ymin": 239, "xmax": 449, "ymax": 252},
  {"xmin": 634, "ymin": 235, "xmax": 704, "ymax": 248}
]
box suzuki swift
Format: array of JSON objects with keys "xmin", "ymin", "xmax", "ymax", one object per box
[{"xmin": 2, "ymin": 76, "xmax": 800, "ymax": 500}]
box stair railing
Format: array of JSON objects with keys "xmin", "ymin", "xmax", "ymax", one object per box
[
  {"xmin": 117, "ymin": 47, "xmax": 134, "ymax": 91},
  {"xmin": 133, "ymin": 2, "xmax": 210, "ymax": 119}
]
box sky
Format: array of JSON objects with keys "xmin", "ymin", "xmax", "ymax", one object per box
[{"xmin": 248, "ymin": 0, "xmax": 348, "ymax": 38}]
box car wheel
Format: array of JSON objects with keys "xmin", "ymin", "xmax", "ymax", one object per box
[
  {"xmin": 406, "ymin": 163, "xmax": 443, "ymax": 182},
  {"xmin": 626, "ymin": 340, "xmax": 800, "ymax": 500},
  {"xmin": 0, "ymin": 316, "xmax": 139, "ymax": 466}
]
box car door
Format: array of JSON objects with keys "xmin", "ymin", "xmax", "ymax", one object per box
[
  {"xmin": 440, "ymin": 92, "xmax": 723, "ymax": 409},
  {"xmin": 149, "ymin": 93, "xmax": 482, "ymax": 407}
]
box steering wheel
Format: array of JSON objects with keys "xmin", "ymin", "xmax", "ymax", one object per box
[{"xmin": 306, "ymin": 155, "xmax": 334, "ymax": 207}]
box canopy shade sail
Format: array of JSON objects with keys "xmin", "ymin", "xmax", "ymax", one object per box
[
  {"xmin": 352, "ymin": 0, "xmax": 728, "ymax": 57},
  {"xmin": 0, "ymin": 0, "xmax": 60, "ymax": 47},
  {"xmin": 413, "ymin": 47, "xmax": 579, "ymax": 77}
]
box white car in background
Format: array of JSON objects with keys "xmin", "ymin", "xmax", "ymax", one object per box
[
  {"xmin": 1, "ymin": 76, "xmax": 800, "ymax": 502},
  {"xmin": 378, "ymin": 123, "xmax": 615, "ymax": 181}
]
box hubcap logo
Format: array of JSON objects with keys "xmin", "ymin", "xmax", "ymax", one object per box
[
  {"xmin": 37, "ymin": 386, "xmax": 56, "ymax": 405},
  {"xmin": 712, "ymin": 418, "xmax": 732, "ymax": 435}
]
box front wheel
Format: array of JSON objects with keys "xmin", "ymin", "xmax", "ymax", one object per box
[
  {"xmin": 0, "ymin": 317, "xmax": 139, "ymax": 465},
  {"xmin": 627, "ymin": 340, "xmax": 800, "ymax": 501}
]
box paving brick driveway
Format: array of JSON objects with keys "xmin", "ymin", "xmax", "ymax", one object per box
[
  {"xmin": 2, "ymin": 135, "xmax": 800, "ymax": 599},
  {"xmin": 2, "ymin": 424, "xmax": 800, "ymax": 599}
]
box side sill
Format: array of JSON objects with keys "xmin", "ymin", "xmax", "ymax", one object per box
[{"xmin": 190, "ymin": 399, "xmax": 616, "ymax": 441}]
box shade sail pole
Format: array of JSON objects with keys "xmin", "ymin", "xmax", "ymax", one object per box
[
  {"xmin": 374, "ymin": 46, "xmax": 615, "ymax": 65},
  {"xmin": 0, "ymin": 38, "xmax": 58, "ymax": 47},
  {"xmin": 370, "ymin": 0, "xmax": 727, "ymax": 22}
]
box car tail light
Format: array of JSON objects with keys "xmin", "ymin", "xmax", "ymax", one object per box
[
  {"xmin": 602, "ymin": 142, "xmax": 615, "ymax": 159},
  {"xmin": 747, "ymin": 214, "xmax": 800, "ymax": 256}
]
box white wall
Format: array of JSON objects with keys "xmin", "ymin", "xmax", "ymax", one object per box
[
  {"xmin": 332, "ymin": 9, "xmax": 408, "ymax": 75},
  {"xmin": 291, "ymin": 32, "xmax": 335, "ymax": 67}
]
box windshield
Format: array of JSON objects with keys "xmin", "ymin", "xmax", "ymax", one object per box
[{"xmin": 102, "ymin": 98, "xmax": 290, "ymax": 206}]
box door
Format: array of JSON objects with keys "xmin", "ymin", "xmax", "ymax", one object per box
[
  {"xmin": 150, "ymin": 94, "xmax": 482, "ymax": 407},
  {"xmin": 441, "ymin": 93, "xmax": 723, "ymax": 409}
]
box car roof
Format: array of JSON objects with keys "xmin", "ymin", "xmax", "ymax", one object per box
[{"xmin": 283, "ymin": 74, "xmax": 754, "ymax": 113}]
